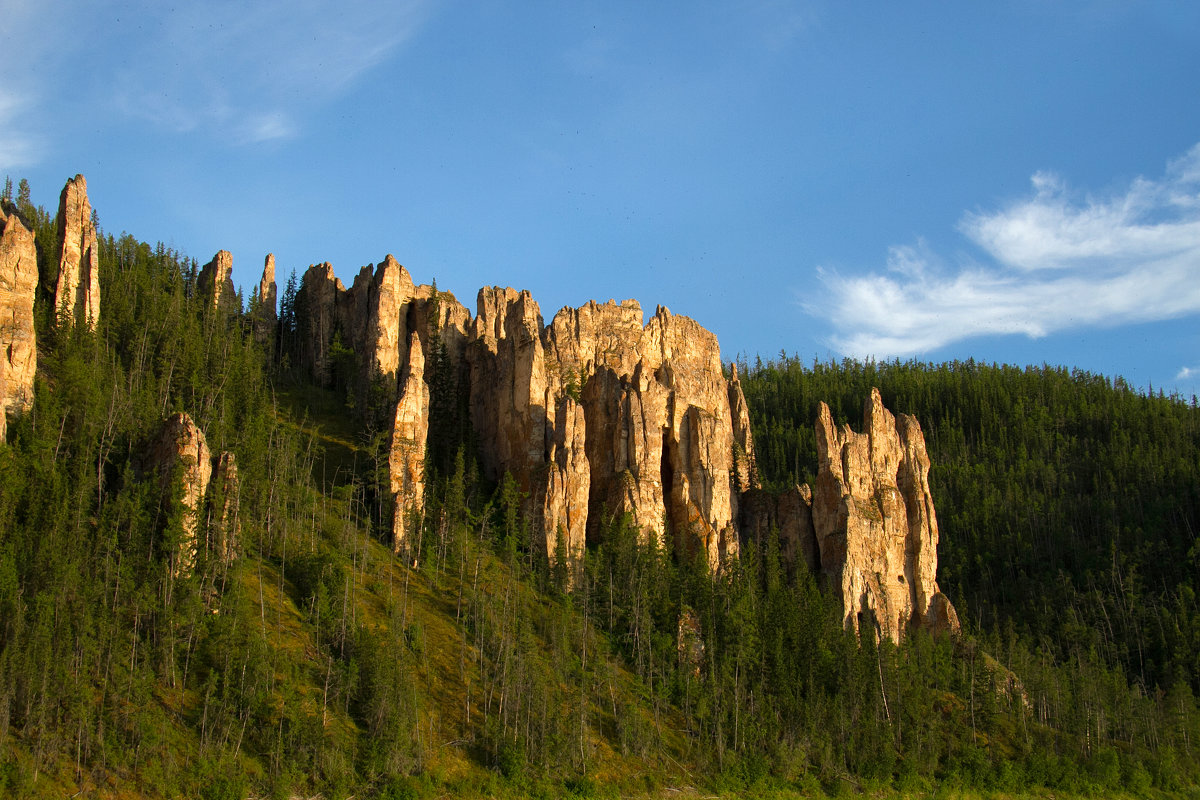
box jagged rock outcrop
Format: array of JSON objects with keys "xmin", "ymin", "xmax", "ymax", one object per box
[
  {"xmin": 467, "ymin": 294, "xmax": 751, "ymax": 569},
  {"xmin": 728, "ymin": 362, "xmax": 756, "ymax": 494},
  {"xmin": 390, "ymin": 332, "xmax": 430, "ymax": 553},
  {"xmin": 541, "ymin": 394, "xmax": 589, "ymax": 569},
  {"xmin": 146, "ymin": 414, "xmax": 242, "ymax": 575},
  {"xmin": 283, "ymin": 260, "xmax": 957, "ymax": 613},
  {"xmin": 296, "ymin": 263, "xmax": 345, "ymax": 384},
  {"xmin": 468, "ymin": 287, "xmax": 548, "ymax": 500},
  {"xmin": 254, "ymin": 254, "xmax": 278, "ymax": 345},
  {"xmin": 295, "ymin": 257, "xmax": 470, "ymax": 394},
  {"xmin": 259, "ymin": 254, "xmax": 278, "ymax": 322},
  {"xmin": 812, "ymin": 388, "xmax": 959, "ymax": 641},
  {"xmin": 211, "ymin": 451, "xmax": 241, "ymax": 565},
  {"xmin": 198, "ymin": 250, "xmax": 238, "ymax": 310},
  {"xmin": 0, "ymin": 206, "xmax": 38, "ymax": 442},
  {"xmin": 148, "ymin": 413, "xmax": 213, "ymax": 577},
  {"xmin": 54, "ymin": 174, "xmax": 100, "ymax": 329}
]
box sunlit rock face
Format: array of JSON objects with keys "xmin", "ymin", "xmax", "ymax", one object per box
[
  {"xmin": 295, "ymin": 263, "xmax": 346, "ymax": 385},
  {"xmin": 467, "ymin": 294, "xmax": 752, "ymax": 570},
  {"xmin": 255, "ymin": 254, "xmax": 278, "ymax": 346},
  {"xmin": 811, "ymin": 388, "xmax": 959, "ymax": 641},
  {"xmin": 198, "ymin": 250, "xmax": 238, "ymax": 311},
  {"xmin": 147, "ymin": 413, "xmax": 212, "ymax": 578},
  {"xmin": 54, "ymin": 174, "xmax": 100, "ymax": 329},
  {"xmin": 212, "ymin": 451, "xmax": 241, "ymax": 565},
  {"xmin": 390, "ymin": 332, "xmax": 430, "ymax": 553},
  {"xmin": 0, "ymin": 206, "xmax": 38, "ymax": 442},
  {"xmin": 291, "ymin": 260, "xmax": 754, "ymax": 572}
]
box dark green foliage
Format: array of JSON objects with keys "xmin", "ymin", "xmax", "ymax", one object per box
[
  {"xmin": 2, "ymin": 177, "xmax": 1198, "ymax": 796},
  {"xmin": 739, "ymin": 356, "xmax": 1200, "ymax": 695}
]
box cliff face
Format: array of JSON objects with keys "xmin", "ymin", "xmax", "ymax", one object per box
[
  {"xmin": 0, "ymin": 207, "xmax": 38, "ymax": 442},
  {"xmin": 296, "ymin": 263, "xmax": 346, "ymax": 385},
  {"xmin": 467, "ymin": 295, "xmax": 750, "ymax": 569},
  {"xmin": 54, "ymin": 174, "xmax": 100, "ymax": 329},
  {"xmin": 284, "ymin": 258, "xmax": 957, "ymax": 612},
  {"xmin": 198, "ymin": 250, "xmax": 238, "ymax": 311},
  {"xmin": 290, "ymin": 261, "xmax": 753, "ymax": 572},
  {"xmin": 259, "ymin": 254, "xmax": 278, "ymax": 322},
  {"xmin": 811, "ymin": 388, "xmax": 959, "ymax": 641},
  {"xmin": 255, "ymin": 254, "xmax": 278, "ymax": 345},
  {"xmin": 148, "ymin": 413, "xmax": 213, "ymax": 577},
  {"xmin": 146, "ymin": 413, "xmax": 241, "ymax": 577},
  {"xmin": 390, "ymin": 332, "xmax": 430, "ymax": 552}
]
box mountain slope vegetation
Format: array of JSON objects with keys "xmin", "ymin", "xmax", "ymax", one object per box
[{"xmin": 0, "ymin": 181, "xmax": 1198, "ymax": 798}]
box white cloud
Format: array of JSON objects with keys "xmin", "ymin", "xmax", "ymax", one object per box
[
  {"xmin": 814, "ymin": 144, "xmax": 1200, "ymax": 358},
  {"xmin": 1178, "ymin": 366, "xmax": 1197, "ymax": 381}
]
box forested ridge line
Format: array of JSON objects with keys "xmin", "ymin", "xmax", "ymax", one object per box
[
  {"xmin": 740, "ymin": 355, "xmax": 1200, "ymax": 696},
  {"xmin": 1, "ymin": 177, "xmax": 1199, "ymax": 797}
]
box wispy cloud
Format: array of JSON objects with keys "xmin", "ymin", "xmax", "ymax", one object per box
[
  {"xmin": 813, "ymin": 143, "xmax": 1200, "ymax": 358},
  {"xmin": 106, "ymin": 0, "xmax": 433, "ymax": 142},
  {"xmin": 1178, "ymin": 366, "xmax": 1198, "ymax": 381}
]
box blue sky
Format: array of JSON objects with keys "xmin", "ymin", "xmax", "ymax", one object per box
[{"xmin": 4, "ymin": 1, "xmax": 1200, "ymax": 396}]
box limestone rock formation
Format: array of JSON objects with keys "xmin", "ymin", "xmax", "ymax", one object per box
[
  {"xmin": 811, "ymin": 388, "xmax": 959, "ymax": 640},
  {"xmin": 367, "ymin": 255, "xmax": 417, "ymax": 390},
  {"xmin": 0, "ymin": 207, "xmax": 38, "ymax": 442},
  {"xmin": 212, "ymin": 451, "xmax": 240, "ymax": 565},
  {"xmin": 467, "ymin": 294, "xmax": 752, "ymax": 569},
  {"xmin": 259, "ymin": 254, "xmax": 278, "ymax": 322},
  {"xmin": 254, "ymin": 254, "xmax": 278, "ymax": 346},
  {"xmin": 54, "ymin": 174, "xmax": 100, "ymax": 329},
  {"xmin": 148, "ymin": 413, "xmax": 212, "ymax": 577},
  {"xmin": 728, "ymin": 362, "xmax": 756, "ymax": 494},
  {"xmin": 296, "ymin": 263, "xmax": 346, "ymax": 384},
  {"xmin": 198, "ymin": 250, "xmax": 237, "ymax": 310},
  {"xmin": 541, "ymin": 394, "xmax": 589, "ymax": 570},
  {"xmin": 390, "ymin": 332, "xmax": 430, "ymax": 553}
]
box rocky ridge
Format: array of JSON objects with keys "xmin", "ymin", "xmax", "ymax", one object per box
[{"xmin": 742, "ymin": 389, "xmax": 959, "ymax": 641}]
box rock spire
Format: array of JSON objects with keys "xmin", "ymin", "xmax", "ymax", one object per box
[
  {"xmin": 148, "ymin": 413, "xmax": 213, "ymax": 577},
  {"xmin": 0, "ymin": 206, "xmax": 38, "ymax": 442},
  {"xmin": 54, "ymin": 174, "xmax": 100, "ymax": 329},
  {"xmin": 259, "ymin": 254, "xmax": 278, "ymax": 322},
  {"xmin": 146, "ymin": 413, "xmax": 242, "ymax": 577},
  {"xmin": 811, "ymin": 388, "xmax": 959, "ymax": 641},
  {"xmin": 198, "ymin": 250, "xmax": 238, "ymax": 311}
]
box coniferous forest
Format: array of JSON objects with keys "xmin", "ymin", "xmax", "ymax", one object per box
[{"xmin": 2, "ymin": 180, "xmax": 1200, "ymax": 798}]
